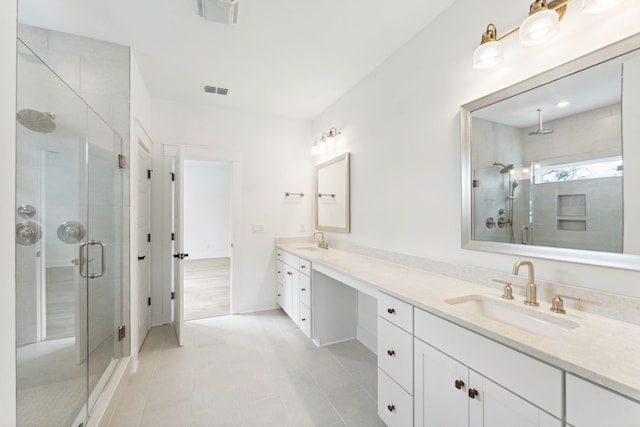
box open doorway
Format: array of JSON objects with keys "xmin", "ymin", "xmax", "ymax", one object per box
[{"xmin": 183, "ymin": 160, "xmax": 232, "ymax": 320}]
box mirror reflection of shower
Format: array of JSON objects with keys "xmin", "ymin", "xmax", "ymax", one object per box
[{"xmin": 491, "ymin": 162, "xmax": 520, "ymax": 243}]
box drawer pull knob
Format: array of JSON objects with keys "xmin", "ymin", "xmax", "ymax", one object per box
[
  {"xmin": 301, "ymin": 288, "xmax": 306, "ymax": 291},
  {"xmin": 301, "ymin": 265, "xmax": 306, "ymax": 269},
  {"xmin": 387, "ymin": 404, "xmax": 395, "ymax": 412},
  {"xmin": 468, "ymin": 389, "xmax": 478, "ymax": 399},
  {"xmin": 454, "ymin": 380, "xmax": 465, "ymax": 390},
  {"xmin": 287, "ymin": 272, "xmax": 293, "ymax": 275},
  {"xmin": 387, "ymin": 350, "xmax": 395, "ymax": 356},
  {"xmin": 277, "ymin": 294, "xmax": 281, "ymax": 297},
  {"xmin": 301, "ymin": 318, "xmax": 306, "ymax": 321},
  {"xmin": 387, "ymin": 308, "xmax": 395, "ymax": 314}
]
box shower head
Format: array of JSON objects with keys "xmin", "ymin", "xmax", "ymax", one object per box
[
  {"xmin": 512, "ymin": 180, "xmax": 520, "ymax": 189},
  {"xmin": 493, "ymin": 162, "xmax": 514, "ymax": 174},
  {"xmin": 17, "ymin": 109, "xmax": 56, "ymax": 133},
  {"xmin": 528, "ymin": 109, "xmax": 553, "ymax": 136}
]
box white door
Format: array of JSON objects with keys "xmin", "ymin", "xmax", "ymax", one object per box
[
  {"xmin": 173, "ymin": 147, "xmax": 185, "ymax": 346},
  {"xmin": 137, "ymin": 147, "xmax": 151, "ymax": 349}
]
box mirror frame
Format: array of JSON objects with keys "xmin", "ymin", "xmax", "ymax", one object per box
[
  {"xmin": 461, "ymin": 33, "xmax": 640, "ymax": 271},
  {"xmin": 315, "ymin": 152, "xmax": 351, "ymax": 233}
]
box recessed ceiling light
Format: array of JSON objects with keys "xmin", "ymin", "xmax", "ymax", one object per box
[{"xmin": 556, "ymin": 100, "xmax": 570, "ymax": 107}]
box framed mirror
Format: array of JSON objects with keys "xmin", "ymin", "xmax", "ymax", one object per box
[
  {"xmin": 461, "ymin": 34, "xmax": 640, "ymax": 270},
  {"xmin": 315, "ymin": 153, "xmax": 350, "ymax": 233}
]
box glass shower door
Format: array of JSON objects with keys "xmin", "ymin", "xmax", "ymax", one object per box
[{"xmin": 16, "ymin": 39, "xmax": 123, "ymax": 427}]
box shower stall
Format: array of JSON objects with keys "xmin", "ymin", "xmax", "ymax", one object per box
[{"xmin": 15, "ymin": 39, "xmax": 126, "ymax": 426}]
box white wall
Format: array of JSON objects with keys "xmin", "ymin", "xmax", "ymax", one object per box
[
  {"xmin": 129, "ymin": 51, "xmax": 154, "ymax": 364},
  {"xmin": 312, "ymin": 0, "xmax": 640, "ymax": 298},
  {"xmin": 184, "ymin": 161, "xmax": 232, "ymax": 259},
  {"xmin": 151, "ymin": 99, "xmax": 312, "ymax": 316},
  {"xmin": 0, "ymin": 0, "xmax": 17, "ymax": 424}
]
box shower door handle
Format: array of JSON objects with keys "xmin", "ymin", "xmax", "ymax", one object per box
[{"xmin": 79, "ymin": 240, "xmax": 107, "ymax": 279}]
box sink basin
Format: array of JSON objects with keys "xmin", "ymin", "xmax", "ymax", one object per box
[
  {"xmin": 444, "ymin": 294, "xmax": 579, "ymax": 336},
  {"xmin": 294, "ymin": 246, "xmax": 324, "ymax": 252}
]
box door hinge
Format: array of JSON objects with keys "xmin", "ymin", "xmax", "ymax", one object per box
[
  {"xmin": 147, "ymin": 169, "xmax": 153, "ymax": 179},
  {"xmin": 147, "ymin": 297, "xmax": 151, "ymax": 306},
  {"xmin": 170, "ymin": 172, "xmax": 175, "ymax": 181},
  {"xmin": 118, "ymin": 325, "xmax": 126, "ymax": 341},
  {"xmin": 171, "ymin": 291, "xmax": 175, "ymax": 300},
  {"xmin": 171, "ymin": 233, "xmax": 175, "ymax": 241},
  {"xmin": 118, "ymin": 155, "xmax": 127, "ymax": 169},
  {"xmin": 147, "ymin": 233, "xmax": 151, "ymax": 243}
]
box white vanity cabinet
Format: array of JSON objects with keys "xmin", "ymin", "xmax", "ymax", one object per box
[
  {"xmin": 377, "ymin": 293, "xmax": 414, "ymax": 427},
  {"xmin": 276, "ymin": 248, "xmax": 312, "ymax": 337},
  {"xmin": 414, "ymin": 308, "xmax": 563, "ymax": 427},
  {"xmin": 566, "ymin": 374, "xmax": 640, "ymax": 427}
]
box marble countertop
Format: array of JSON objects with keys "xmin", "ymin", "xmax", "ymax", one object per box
[{"xmin": 277, "ymin": 242, "xmax": 640, "ymax": 402}]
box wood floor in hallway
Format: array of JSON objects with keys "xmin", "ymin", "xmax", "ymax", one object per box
[{"xmin": 184, "ymin": 257, "xmax": 230, "ymax": 320}]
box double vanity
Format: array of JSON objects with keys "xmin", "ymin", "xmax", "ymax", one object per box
[{"xmin": 275, "ymin": 241, "xmax": 640, "ymax": 427}]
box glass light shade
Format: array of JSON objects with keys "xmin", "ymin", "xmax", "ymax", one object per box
[
  {"xmin": 310, "ymin": 141, "xmax": 320, "ymax": 155},
  {"xmin": 326, "ymin": 135, "xmax": 336, "ymax": 147},
  {"xmin": 582, "ymin": 0, "xmax": 624, "ymax": 13},
  {"xmin": 519, "ymin": 9, "xmax": 559, "ymax": 46},
  {"xmin": 473, "ymin": 41, "xmax": 504, "ymax": 69}
]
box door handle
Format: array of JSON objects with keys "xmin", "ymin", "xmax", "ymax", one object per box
[
  {"xmin": 79, "ymin": 240, "xmax": 106, "ymax": 279},
  {"xmin": 173, "ymin": 253, "xmax": 190, "ymax": 260},
  {"xmin": 138, "ymin": 255, "xmax": 146, "ymax": 261}
]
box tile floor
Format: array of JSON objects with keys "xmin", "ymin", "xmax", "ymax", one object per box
[{"xmin": 108, "ymin": 309, "xmax": 385, "ymax": 427}]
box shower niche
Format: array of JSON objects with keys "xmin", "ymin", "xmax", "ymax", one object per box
[{"xmin": 15, "ymin": 38, "xmax": 126, "ymax": 427}]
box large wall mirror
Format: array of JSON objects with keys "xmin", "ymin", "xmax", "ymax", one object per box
[
  {"xmin": 461, "ymin": 34, "xmax": 640, "ymax": 270},
  {"xmin": 315, "ymin": 153, "xmax": 350, "ymax": 233}
]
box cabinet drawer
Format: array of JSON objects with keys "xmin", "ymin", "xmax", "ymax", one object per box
[
  {"xmin": 378, "ymin": 369, "xmax": 413, "ymax": 427},
  {"xmin": 566, "ymin": 374, "xmax": 640, "ymax": 427},
  {"xmin": 298, "ymin": 258, "xmax": 311, "ymax": 275},
  {"xmin": 282, "ymin": 251, "xmax": 299, "ymax": 268},
  {"xmin": 299, "ymin": 302, "xmax": 311, "ymax": 338},
  {"xmin": 414, "ymin": 308, "xmax": 562, "ymax": 418},
  {"xmin": 378, "ymin": 317, "xmax": 413, "ymax": 394},
  {"xmin": 299, "ymin": 274, "xmax": 311, "ymax": 307},
  {"xmin": 378, "ymin": 292, "xmax": 413, "ymax": 333},
  {"xmin": 276, "ymin": 260, "xmax": 284, "ymax": 285}
]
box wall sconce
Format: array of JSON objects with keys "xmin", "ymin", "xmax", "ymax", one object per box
[
  {"xmin": 311, "ymin": 127, "xmax": 342, "ymax": 155},
  {"xmin": 472, "ymin": 0, "xmax": 623, "ymax": 69}
]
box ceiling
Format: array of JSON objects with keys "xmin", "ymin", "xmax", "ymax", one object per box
[{"xmin": 18, "ymin": 0, "xmax": 457, "ymax": 119}]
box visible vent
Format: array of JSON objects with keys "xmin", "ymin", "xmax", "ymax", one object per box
[
  {"xmin": 196, "ymin": 0, "xmax": 239, "ymax": 25},
  {"xmin": 203, "ymin": 85, "xmax": 229, "ymax": 96}
]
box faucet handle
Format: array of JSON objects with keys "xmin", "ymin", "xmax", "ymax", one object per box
[
  {"xmin": 550, "ymin": 295, "xmax": 581, "ymax": 314},
  {"xmin": 493, "ymin": 279, "xmax": 514, "ymax": 300}
]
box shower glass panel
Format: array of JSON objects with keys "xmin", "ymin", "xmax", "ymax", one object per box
[{"xmin": 16, "ymin": 39, "xmax": 123, "ymax": 427}]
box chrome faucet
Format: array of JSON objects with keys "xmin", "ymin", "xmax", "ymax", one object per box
[
  {"xmin": 313, "ymin": 231, "xmax": 329, "ymax": 249},
  {"xmin": 512, "ymin": 260, "xmax": 538, "ymax": 306}
]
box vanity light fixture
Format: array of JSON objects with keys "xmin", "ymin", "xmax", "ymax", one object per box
[
  {"xmin": 472, "ymin": 0, "xmax": 623, "ymax": 69},
  {"xmin": 582, "ymin": 0, "xmax": 624, "ymax": 14},
  {"xmin": 311, "ymin": 127, "xmax": 342, "ymax": 156},
  {"xmin": 519, "ymin": 0, "xmax": 560, "ymax": 46}
]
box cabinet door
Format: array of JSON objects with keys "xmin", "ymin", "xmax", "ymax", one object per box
[
  {"xmin": 468, "ymin": 371, "xmax": 561, "ymax": 427},
  {"xmin": 566, "ymin": 373, "xmax": 640, "ymax": 427},
  {"xmin": 414, "ymin": 339, "xmax": 468, "ymax": 427},
  {"xmin": 283, "ymin": 264, "xmax": 298, "ymax": 319}
]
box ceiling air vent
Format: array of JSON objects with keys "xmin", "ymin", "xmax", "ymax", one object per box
[
  {"xmin": 203, "ymin": 85, "xmax": 229, "ymax": 96},
  {"xmin": 196, "ymin": 0, "xmax": 239, "ymax": 25}
]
